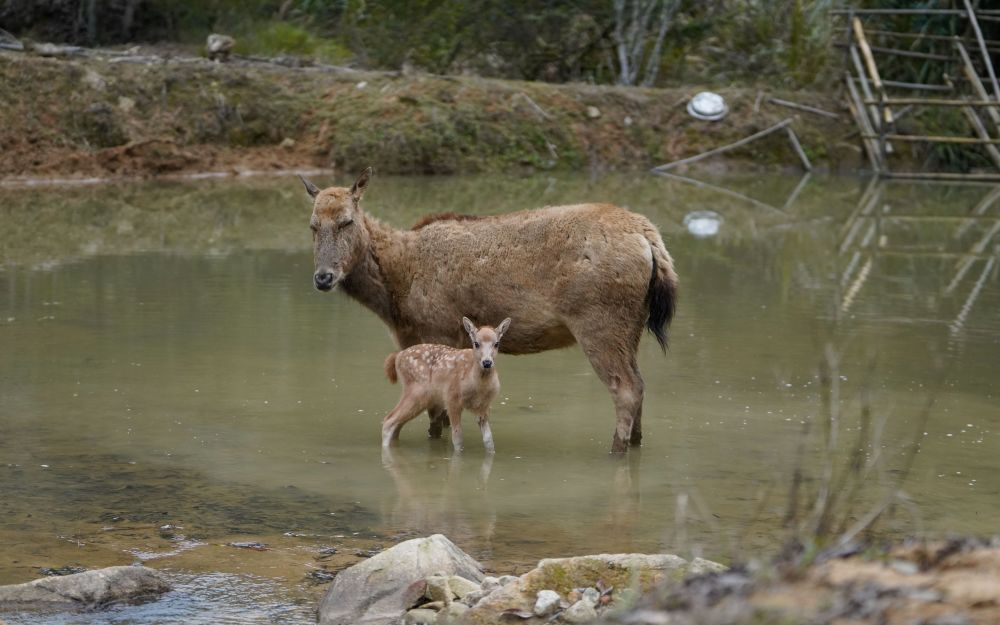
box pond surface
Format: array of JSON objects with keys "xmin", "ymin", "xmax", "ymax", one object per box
[{"xmin": 1, "ymin": 172, "xmax": 998, "ymax": 624}]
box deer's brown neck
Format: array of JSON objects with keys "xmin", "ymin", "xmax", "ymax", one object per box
[{"xmin": 341, "ymin": 215, "xmax": 405, "ymax": 328}]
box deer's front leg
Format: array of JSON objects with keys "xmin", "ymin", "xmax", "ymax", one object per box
[
  {"xmin": 477, "ymin": 413, "xmax": 495, "ymax": 454},
  {"xmin": 446, "ymin": 402, "xmax": 464, "ymax": 452}
]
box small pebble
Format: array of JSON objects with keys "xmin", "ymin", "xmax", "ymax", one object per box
[
  {"xmin": 404, "ymin": 608, "xmax": 438, "ymax": 625},
  {"xmin": 562, "ymin": 599, "xmax": 598, "ymax": 623},
  {"xmin": 533, "ymin": 589, "xmax": 560, "ymax": 616}
]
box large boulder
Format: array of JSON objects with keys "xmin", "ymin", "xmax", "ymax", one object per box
[
  {"xmin": 0, "ymin": 566, "xmax": 170, "ymax": 609},
  {"xmin": 457, "ymin": 553, "xmax": 725, "ymax": 624},
  {"xmin": 318, "ymin": 534, "xmax": 484, "ymax": 625}
]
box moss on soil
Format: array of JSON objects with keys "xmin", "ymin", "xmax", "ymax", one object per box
[{"xmin": 1, "ymin": 48, "xmax": 864, "ymax": 181}]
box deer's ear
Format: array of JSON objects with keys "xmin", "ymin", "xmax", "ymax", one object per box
[
  {"xmin": 351, "ymin": 167, "xmax": 372, "ymax": 202},
  {"xmin": 462, "ymin": 317, "xmax": 478, "ymax": 341},
  {"xmin": 298, "ymin": 174, "xmax": 320, "ymax": 199},
  {"xmin": 496, "ymin": 317, "xmax": 511, "ymax": 340}
]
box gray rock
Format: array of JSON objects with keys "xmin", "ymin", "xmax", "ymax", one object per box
[
  {"xmin": 498, "ymin": 575, "xmax": 518, "ymax": 586},
  {"xmin": 448, "ymin": 576, "xmax": 481, "ymax": 599},
  {"xmin": 687, "ymin": 557, "xmax": 728, "ymax": 576},
  {"xmin": 581, "ymin": 587, "xmax": 600, "ymax": 606},
  {"xmin": 318, "ymin": 534, "xmax": 483, "ymax": 625},
  {"xmin": 562, "ymin": 599, "xmax": 598, "ymax": 623},
  {"xmin": 437, "ymin": 601, "xmax": 469, "ymax": 624},
  {"xmin": 405, "ymin": 608, "xmax": 438, "ymax": 624},
  {"xmin": 425, "ymin": 576, "xmax": 454, "ymax": 603},
  {"xmin": 480, "ymin": 576, "xmax": 500, "ymax": 592},
  {"xmin": 533, "ymin": 589, "xmax": 560, "ymax": 616},
  {"xmin": 461, "ymin": 553, "xmax": 694, "ymax": 624},
  {"xmin": 0, "ymin": 566, "xmax": 170, "ymax": 609},
  {"xmin": 459, "ymin": 588, "xmax": 488, "ymax": 607}
]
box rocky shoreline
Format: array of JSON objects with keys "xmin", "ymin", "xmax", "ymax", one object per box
[{"xmin": 4, "ymin": 534, "xmax": 999, "ymax": 625}]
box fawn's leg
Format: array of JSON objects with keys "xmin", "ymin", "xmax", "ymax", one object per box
[
  {"xmin": 381, "ymin": 392, "xmax": 424, "ymax": 447},
  {"xmin": 477, "ymin": 412, "xmax": 495, "ymax": 454},
  {"xmin": 446, "ymin": 401, "xmax": 464, "ymax": 452}
]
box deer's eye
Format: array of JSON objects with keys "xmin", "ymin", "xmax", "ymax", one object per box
[
  {"xmin": 473, "ymin": 342, "xmax": 481, "ymax": 348},
  {"xmin": 310, "ymin": 224, "xmax": 318, "ymax": 232},
  {"xmin": 337, "ymin": 218, "xmax": 354, "ymax": 229}
]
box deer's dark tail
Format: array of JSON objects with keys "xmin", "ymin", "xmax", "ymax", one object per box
[
  {"xmin": 642, "ymin": 225, "xmax": 678, "ymax": 351},
  {"xmin": 384, "ymin": 352, "xmax": 399, "ymax": 384}
]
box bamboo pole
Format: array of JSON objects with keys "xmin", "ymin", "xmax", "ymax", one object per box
[
  {"xmin": 943, "ymin": 75, "xmax": 1000, "ymax": 171},
  {"xmin": 853, "ymin": 18, "xmax": 894, "ymax": 125},
  {"xmin": 768, "ymin": 97, "xmax": 839, "ymax": 119},
  {"xmin": 833, "ymin": 42, "xmax": 954, "ymax": 61},
  {"xmin": 861, "ymin": 133, "xmax": 1000, "ymax": 145},
  {"xmin": 830, "ymin": 9, "xmax": 996, "ymax": 16},
  {"xmin": 651, "ymin": 118, "xmax": 794, "ymax": 173},
  {"xmin": 956, "ymin": 41, "xmax": 1000, "ymax": 133},
  {"xmin": 949, "ymin": 256, "xmax": 996, "ymax": 337},
  {"xmin": 886, "ymin": 171, "xmax": 1000, "ymax": 182},
  {"xmin": 835, "ymin": 27, "xmax": 1000, "ymax": 51},
  {"xmin": 861, "ymin": 97, "xmax": 1000, "ymax": 107},
  {"xmin": 964, "ymin": 0, "xmax": 1000, "ymax": 103},
  {"xmin": 955, "ymin": 186, "xmax": 1000, "ymax": 239},
  {"xmin": 946, "ymin": 221, "xmax": 1000, "ymax": 295},
  {"xmin": 781, "ymin": 171, "xmax": 812, "ymax": 211},
  {"xmin": 845, "ymin": 73, "xmax": 884, "ymax": 173},
  {"xmin": 650, "ymin": 170, "xmax": 785, "ymax": 214},
  {"xmin": 784, "ymin": 126, "xmax": 812, "ymax": 171},
  {"xmin": 849, "ymin": 45, "xmax": 882, "ymax": 129}
]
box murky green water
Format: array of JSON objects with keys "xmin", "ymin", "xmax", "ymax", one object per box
[{"xmin": 1, "ymin": 173, "xmax": 998, "ymax": 623}]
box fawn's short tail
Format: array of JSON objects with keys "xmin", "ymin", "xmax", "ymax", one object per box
[{"xmin": 384, "ymin": 352, "xmax": 399, "ymax": 384}]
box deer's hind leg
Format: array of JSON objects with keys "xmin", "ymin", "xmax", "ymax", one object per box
[
  {"xmin": 381, "ymin": 391, "xmax": 426, "ymax": 447},
  {"xmin": 569, "ymin": 319, "xmax": 645, "ymax": 453},
  {"xmin": 427, "ymin": 407, "xmax": 448, "ymax": 439}
]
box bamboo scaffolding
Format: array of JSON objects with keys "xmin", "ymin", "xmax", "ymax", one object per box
[
  {"xmin": 861, "ymin": 134, "xmax": 1000, "ymax": 145},
  {"xmin": 945, "ymin": 220, "xmax": 1000, "ymax": 295},
  {"xmin": 956, "ymin": 41, "xmax": 1000, "ymax": 133},
  {"xmin": 886, "ymin": 171, "xmax": 1000, "ymax": 182},
  {"xmin": 849, "ymin": 45, "xmax": 882, "ymax": 128},
  {"xmin": 857, "ymin": 79, "xmax": 952, "ymax": 92},
  {"xmin": 963, "ymin": 0, "xmax": 1000, "ymax": 103},
  {"xmin": 833, "ymin": 42, "xmax": 954, "ymax": 61},
  {"xmin": 831, "ymin": 9, "xmax": 1000, "ymax": 17},
  {"xmin": 845, "ymin": 73, "xmax": 884, "ymax": 173},
  {"xmin": 836, "ymin": 27, "xmax": 1000, "ymax": 51},
  {"xmin": 860, "ymin": 97, "xmax": 1000, "ymax": 107},
  {"xmin": 946, "ymin": 76, "xmax": 1000, "ymax": 170},
  {"xmin": 949, "ymin": 256, "xmax": 996, "ymax": 337},
  {"xmin": 955, "ymin": 186, "xmax": 1000, "ymax": 239},
  {"xmin": 853, "ymin": 18, "xmax": 894, "ymax": 125}
]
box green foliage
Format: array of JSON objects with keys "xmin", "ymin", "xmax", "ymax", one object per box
[{"xmin": 1, "ymin": 0, "xmax": 845, "ymax": 88}]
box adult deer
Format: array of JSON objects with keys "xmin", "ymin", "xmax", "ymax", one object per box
[{"xmin": 300, "ymin": 168, "xmax": 677, "ymax": 453}]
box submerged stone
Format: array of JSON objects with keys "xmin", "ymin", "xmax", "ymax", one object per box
[{"xmin": 0, "ymin": 565, "xmax": 170, "ymax": 609}]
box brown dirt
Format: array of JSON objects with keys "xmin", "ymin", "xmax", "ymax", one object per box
[{"xmin": 0, "ymin": 46, "xmax": 862, "ymax": 183}]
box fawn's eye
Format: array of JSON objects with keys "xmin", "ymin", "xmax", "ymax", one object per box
[
  {"xmin": 473, "ymin": 342, "xmax": 481, "ymax": 348},
  {"xmin": 337, "ymin": 218, "xmax": 354, "ymax": 229}
]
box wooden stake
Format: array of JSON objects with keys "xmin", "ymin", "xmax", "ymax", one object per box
[{"xmin": 963, "ymin": 0, "xmax": 1000, "ymax": 103}]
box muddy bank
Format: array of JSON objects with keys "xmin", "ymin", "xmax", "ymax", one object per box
[{"xmin": 1, "ymin": 46, "xmax": 861, "ymax": 181}]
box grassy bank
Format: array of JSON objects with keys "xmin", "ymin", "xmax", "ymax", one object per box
[{"xmin": 0, "ymin": 47, "xmax": 861, "ymax": 181}]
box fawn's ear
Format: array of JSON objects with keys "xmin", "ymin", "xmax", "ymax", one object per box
[
  {"xmin": 351, "ymin": 167, "xmax": 372, "ymax": 203},
  {"xmin": 298, "ymin": 174, "xmax": 320, "ymax": 199},
  {"xmin": 462, "ymin": 317, "xmax": 478, "ymax": 343},
  {"xmin": 496, "ymin": 317, "xmax": 511, "ymax": 340}
]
